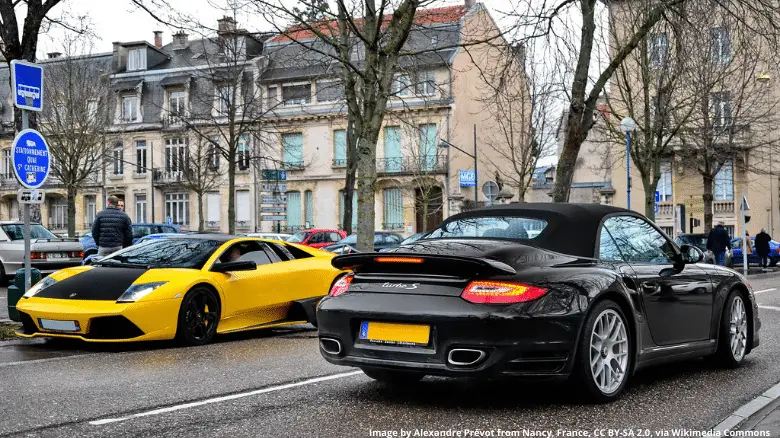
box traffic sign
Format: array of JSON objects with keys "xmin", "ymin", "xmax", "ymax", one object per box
[
  {"xmin": 11, "ymin": 129, "xmax": 50, "ymax": 189},
  {"xmin": 261, "ymin": 215, "xmax": 287, "ymax": 221},
  {"xmin": 17, "ymin": 189, "xmax": 45, "ymax": 204},
  {"xmin": 262, "ymin": 195, "xmax": 287, "ymax": 204},
  {"xmin": 261, "ymin": 182, "xmax": 287, "ymax": 193},
  {"xmin": 459, "ymin": 170, "xmax": 475, "ymax": 187},
  {"xmin": 261, "ymin": 206, "xmax": 286, "ymax": 213},
  {"xmin": 10, "ymin": 60, "xmax": 44, "ymax": 112},
  {"xmin": 262, "ymin": 169, "xmax": 287, "ymax": 181}
]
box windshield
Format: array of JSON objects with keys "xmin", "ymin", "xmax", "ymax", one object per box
[
  {"xmin": 339, "ymin": 235, "xmax": 357, "ymax": 244},
  {"xmin": 426, "ymin": 216, "xmax": 548, "ymax": 240},
  {"xmin": 2, "ymin": 224, "xmax": 57, "ymax": 241},
  {"xmin": 100, "ymin": 238, "xmax": 222, "ymax": 269},
  {"xmin": 287, "ymin": 231, "xmax": 311, "ymax": 243}
]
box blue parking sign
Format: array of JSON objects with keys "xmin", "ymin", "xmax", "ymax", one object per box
[
  {"xmin": 11, "ymin": 129, "xmax": 50, "ymax": 189},
  {"xmin": 459, "ymin": 170, "xmax": 476, "ymax": 187},
  {"xmin": 10, "ymin": 60, "xmax": 44, "ymax": 112}
]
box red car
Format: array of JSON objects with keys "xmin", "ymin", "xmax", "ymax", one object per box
[{"xmin": 287, "ymin": 229, "xmax": 347, "ymax": 249}]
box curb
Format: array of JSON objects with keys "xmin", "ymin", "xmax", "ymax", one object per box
[{"xmin": 712, "ymin": 381, "xmax": 780, "ymax": 432}]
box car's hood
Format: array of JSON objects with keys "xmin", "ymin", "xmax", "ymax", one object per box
[{"xmin": 33, "ymin": 266, "xmax": 188, "ymax": 301}]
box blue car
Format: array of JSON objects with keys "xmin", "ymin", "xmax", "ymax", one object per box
[
  {"xmin": 729, "ymin": 237, "xmax": 780, "ymax": 267},
  {"xmin": 80, "ymin": 223, "xmax": 181, "ymax": 257},
  {"xmin": 82, "ymin": 232, "xmax": 177, "ymax": 265}
]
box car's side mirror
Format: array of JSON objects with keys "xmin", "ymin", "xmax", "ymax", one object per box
[
  {"xmin": 680, "ymin": 244, "xmax": 704, "ymax": 264},
  {"xmin": 211, "ymin": 260, "xmax": 257, "ymax": 273}
]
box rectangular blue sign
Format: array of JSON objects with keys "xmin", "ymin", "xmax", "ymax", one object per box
[
  {"xmin": 459, "ymin": 170, "xmax": 475, "ymax": 187},
  {"xmin": 10, "ymin": 60, "xmax": 44, "ymax": 112}
]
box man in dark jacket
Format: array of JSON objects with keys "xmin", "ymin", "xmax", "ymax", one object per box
[
  {"xmin": 755, "ymin": 228, "xmax": 772, "ymax": 268},
  {"xmin": 92, "ymin": 196, "xmax": 133, "ymax": 256},
  {"xmin": 706, "ymin": 221, "xmax": 731, "ymax": 266}
]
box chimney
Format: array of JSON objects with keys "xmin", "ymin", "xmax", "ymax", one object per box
[
  {"xmin": 465, "ymin": 0, "xmax": 476, "ymax": 7},
  {"xmin": 173, "ymin": 31, "xmax": 189, "ymax": 48},
  {"xmin": 153, "ymin": 31, "xmax": 163, "ymax": 48},
  {"xmin": 47, "ymin": 52, "xmax": 62, "ymax": 59},
  {"xmin": 217, "ymin": 16, "xmax": 237, "ymax": 34}
]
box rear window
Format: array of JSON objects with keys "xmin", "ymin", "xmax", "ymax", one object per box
[
  {"xmin": 2, "ymin": 224, "xmax": 57, "ymax": 241},
  {"xmin": 426, "ymin": 216, "xmax": 548, "ymax": 240}
]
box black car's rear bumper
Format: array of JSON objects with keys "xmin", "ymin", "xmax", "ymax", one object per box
[{"xmin": 316, "ymin": 292, "xmax": 585, "ymax": 379}]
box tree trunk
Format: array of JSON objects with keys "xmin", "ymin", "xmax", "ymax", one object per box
[
  {"xmin": 703, "ymin": 175, "xmax": 714, "ymax": 233},
  {"xmin": 198, "ymin": 192, "xmax": 204, "ymax": 232},
  {"xmin": 641, "ymin": 173, "xmax": 657, "ymax": 221},
  {"xmin": 67, "ymin": 186, "xmax": 77, "ymax": 238},
  {"xmin": 551, "ymin": 109, "xmax": 587, "ymax": 202},
  {"xmin": 355, "ymin": 135, "xmax": 377, "ymax": 251},
  {"xmin": 343, "ymin": 117, "xmax": 357, "ymax": 234},
  {"xmin": 227, "ymin": 150, "xmax": 236, "ymax": 234}
]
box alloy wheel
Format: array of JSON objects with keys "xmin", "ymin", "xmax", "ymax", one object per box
[
  {"xmin": 184, "ymin": 290, "xmax": 219, "ymax": 342},
  {"xmin": 729, "ymin": 296, "xmax": 748, "ymax": 362},
  {"xmin": 589, "ymin": 308, "xmax": 629, "ymax": 395}
]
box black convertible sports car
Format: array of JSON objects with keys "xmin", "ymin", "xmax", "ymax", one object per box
[{"xmin": 316, "ymin": 203, "xmax": 760, "ymax": 401}]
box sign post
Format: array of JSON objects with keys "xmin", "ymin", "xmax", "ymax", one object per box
[{"xmin": 11, "ymin": 60, "xmax": 46, "ymax": 297}]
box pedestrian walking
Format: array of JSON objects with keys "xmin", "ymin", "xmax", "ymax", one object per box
[
  {"xmin": 745, "ymin": 231, "xmax": 754, "ymax": 256},
  {"xmin": 706, "ymin": 221, "xmax": 731, "ymax": 266},
  {"xmin": 756, "ymin": 228, "xmax": 772, "ymax": 268},
  {"xmin": 92, "ymin": 195, "xmax": 133, "ymax": 256}
]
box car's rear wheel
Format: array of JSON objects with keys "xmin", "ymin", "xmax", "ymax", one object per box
[
  {"xmin": 175, "ymin": 287, "xmax": 220, "ymax": 346},
  {"xmin": 716, "ymin": 290, "xmax": 748, "ymax": 367},
  {"xmin": 574, "ymin": 300, "xmax": 631, "ymax": 403},
  {"xmin": 361, "ymin": 367, "xmax": 425, "ymax": 384}
]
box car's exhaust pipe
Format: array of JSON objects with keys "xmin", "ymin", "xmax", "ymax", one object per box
[
  {"xmin": 447, "ymin": 348, "xmax": 486, "ymax": 366},
  {"xmin": 320, "ymin": 338, "xmax": 342, "ymax": 355}
]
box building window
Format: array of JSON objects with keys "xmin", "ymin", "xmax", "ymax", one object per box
[
  {"xmin": 165, "ymin": 138, "xmax": 187, "ymax": 173},
  {"xmin": 216, "ymin": 84, "xmax": 234, "ymax": 115},
  {"xmin": 416, "ymin": 71, "xmax": 435, "ymax": 96},
  {"xmin": 712, "ymin": 92, "xmax": 732, "ymax": 128},
  {"xmin": 711, "ymin": 27, "xmax": 731, "ymax": 63},
  {"xmin": 649, "ymin": 33, "xmax": 668, "ymax": 67},
  {"xmin": 282, "ymin": 133, "xmax": 303, "ymax": 168},
  {"xmin": 384, "ymin": 126, "xmax": 402, "ymax": 173},
  {"xmin": 282, "ymin": 83, "xmax": 312, "ymax": 105},
  {"xmin": 87, "ymin": 99, "xmax": 98, "ymax": 120},
  {"xmin": 165, "ymin": 193, "xmax": 189, "ymax": 226},
  {"xmin": 50, "ymin": 198, "xmax": 67, "ymax": 230},
  {"xmin": 207, "ymin": 192, "xmax": 221, "ymax": 228},
  {"xmin": 2, "ymin": 149, "xmax": 11, "ymax": 179},
  {"xmin": 392, "ymin": 74, "xmax": 411, "ymax": 97},
  {"xmin": 267, "ymin": 86, "xmax": 278, "ymax": 107},
  {"xmin": 333, "ymin": 130, "xmax": 347, "ymax": 167},
  {"xmin": 315, "ymin": 80, "xmax": 344, "ymax": 103},
  {"xmin": 287, "ymin": 191, "xmax": 302, "ymax": 227},
  {"xmin": 113, "ymin": 144, "xmax": 124, "ymax": 175},
  {"xmin": 383, "ymin": 188, "xmax": 403, "ymax": 230},
  {"xmin": 127, "ymin": 48, "xmax": 147, "ymax": 71},
  {"xmin": 209, "ymin": 137, "xmax": 221, "ymax": 170},
  {"xmin": 236, "ymin": 190, "xmax": 250, "ymax": 228},
  {"xmin": 85, "ymin": 195, "xmax": 96, "ymax": 227},
  {"xmin": 135, "ymin": 194, "xmax": 147, "ymax": 223},
  {"xmin": 418, "ymin": 124, "xmax": 438, "ymax": 171},
  {"xmin": 304, "ymin": 190, "xmax": 313, "ymax": 227},
  {"xmin": 714, "ymin": 160, "xmax": 734, "ymax": 201},
  {"xmin": 339, "ymin": 190, "xmax": 357, "ymax": 229},
  {"xmin": 658, "ymin": 161, "xmax": 673, "ymax": 202},
  {"xmin": 169, "ymin": 90, "xmax": 186, "ymax": 118},
  {"xmin": 237, "ymin": 136, "xmax": 250, "ymax": 170},
  {"xmin": 135, "ymin": 140, "xmax": 147, "ymax": 174},
  {"xmin": 121, "ymin": 95, "xmax": 139, "ymax": 122}
]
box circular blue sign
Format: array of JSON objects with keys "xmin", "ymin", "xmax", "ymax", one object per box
[{"xmin": 11, "ymin": 129, "xmax": 50, "ymax": 189}]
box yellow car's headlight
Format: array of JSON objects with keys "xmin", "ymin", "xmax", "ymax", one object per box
[
  {"xmin": 23, "ymin": 276, "xmax": 58, "ymax": 298},
  {"xmin": 117, "ymin": 282, "xmax": 167, "ymax": 303}
]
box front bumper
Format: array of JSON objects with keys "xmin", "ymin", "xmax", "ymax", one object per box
[
  {"xmin": 15, "ymin": 297, "xmax": 180, "ymax": 342},
  {"xmin": 317, "ymin": 292, "xmax": 585, "ymax": 379}
]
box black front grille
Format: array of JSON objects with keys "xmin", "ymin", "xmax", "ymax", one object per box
[
  {"xmin": 86, "ymin": 316, "xmax": 144, "ymax": 339},
  {"xmin": 18, "ymin": 311, "xmax": 38, "ymax": 335}
]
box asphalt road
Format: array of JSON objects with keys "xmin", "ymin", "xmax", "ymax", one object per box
[{"xmin": 1, "ymin": 276, "xmax": 780, "ymax": 437}]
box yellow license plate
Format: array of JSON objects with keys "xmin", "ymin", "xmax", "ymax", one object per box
[{"xmin": 359, "ymin": 321, "xmax": 430, "ymax": 346}]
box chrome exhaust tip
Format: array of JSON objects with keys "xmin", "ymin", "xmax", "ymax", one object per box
[
  {"xmin": 320, "ymin": 338, "xmax": 342, "ymax": 355},
  {"xmin": 447, "ymin": 348, "xmax": 487, "ymax": 366}
]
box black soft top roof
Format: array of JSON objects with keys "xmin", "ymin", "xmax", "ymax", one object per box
[{"xmin": 443, "ymin": 203, "xmax": 634, "ymax": 258}]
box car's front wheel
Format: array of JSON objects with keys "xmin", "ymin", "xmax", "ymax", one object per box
[
  {"xmin": 716, "ymin": 290, "xmax": 749, "ymax": 367},
  {"xmin": 574, "ymin": 300, "xmax": 632, "ymax": 403},
  {"xmin": 361, "ymin": 367, "xmax": 425, "ymax": 384},
  {"xmin": 175, "ymin": 287, "xmax": 221, "ymax": 346}
]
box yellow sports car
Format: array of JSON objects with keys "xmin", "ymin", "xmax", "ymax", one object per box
[{"xmin": 15, "ymin": 234, "xmax": 345, "ymax": 345}]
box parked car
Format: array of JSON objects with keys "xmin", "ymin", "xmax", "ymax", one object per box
[
  {"xmin": 287, "ymin": 229, "xmax": 347, "ymax": 249},
  {"xmin": 83, "ymin": 233, "xmax": 178, "ymax": 265},
  {"xmin": 674, "ymin": 233, "xmax": 717, "ymax": 265},
  {"xmin": 324, "ymin": 232, "xmax": 404, "ymax": 254},
  {"xmin": 242, "ymin": 233, "xmax": 292, "ymax": 241},
  {"xmin": 80, "ymin": 223, "xmax": 181, "ymax": 257},
  {"xmin": 0, "ymin": 221, "xmax": 84, "ymax": 282},
  {"xmin": 729, "ymin": 237, "xmax": 780, "ymax": 267}
]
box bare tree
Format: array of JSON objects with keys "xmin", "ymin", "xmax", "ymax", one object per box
[
  {"xmin": 37, "ymin": 37, "xmax": 109, "ymax": 237},
  {"xmin": 179, "ymin": 137, "xmax": 224, "ymax": 232}
]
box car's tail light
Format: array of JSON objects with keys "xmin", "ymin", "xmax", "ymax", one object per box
[
  {"xmin": 329, "ymin": 274, "xmax": 354, "ymax": 297},
  {"xmin": 461, "ymin": 281, "xmax": 549, "ymax": 304},
  {"xmin": 374, "ymin": 257, "xmax": 424, "ymax": 264},
  {"xmin": 68, "ymin": 251, "xmax": 84, "ymax": 258},
  {"xmin": 30, "ymin": 252, "xmax": 45, "ymax": 260}
]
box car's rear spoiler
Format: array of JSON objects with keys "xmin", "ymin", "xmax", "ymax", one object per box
[{"xmin": 332, "ymin": 253, "xmax": 516, "ymax": 277}]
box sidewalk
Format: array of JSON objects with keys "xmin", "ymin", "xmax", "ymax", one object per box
[{"xmin": 738, "ymin": 394, "xmax": 780, "ymax": 433}]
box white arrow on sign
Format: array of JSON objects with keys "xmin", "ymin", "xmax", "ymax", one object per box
[
  {"xmin": 262, "ymin": 196, "xmax": 287, "ymax": 204},
  {"xmin": 261, "ymin": 215, "xmax": 287, "ymax": 221},
  {"xmin": 261, "ymin": 207, "xmax": 286, "ymax": 213},
  {"xmin": 261, "ymin": 183, "xmax": 287, "ymax": 192}
]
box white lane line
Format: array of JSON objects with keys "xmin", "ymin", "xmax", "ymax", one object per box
[
  {"xmin": 0, "ymin": 353, "xmax": 100, "ymax": 368},
  {"xmin": 89, "ymin": 370, "xmax": 363, "ymax": 426},
  {"xmin": 754, "ymin": 288, "xmax": 777, "ymax": 294},
  {"xmin": 759, "ymin": 305, "xmax": 780, "ymax": 311}
]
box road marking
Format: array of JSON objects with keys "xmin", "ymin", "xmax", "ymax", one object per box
[
  {"xmin": 754, "ymin": 288, "xmax": 777, "ymax": 294},
  {"xmin": 0, "ymin": 353, "xmax": 99, "ymax": 368},
  {"xmin": 759, "ymin": 305, "xmax": 780, "ymax": 311},
  {"xmin": 89, "ymin": 370, "xmax": 363, "ymax": 425}
]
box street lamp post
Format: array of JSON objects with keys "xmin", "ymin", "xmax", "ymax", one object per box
[
  {"xmin": 439, "ymin": 125, "xmax": 479, "ymax": 206},
  {"xmin": 620, "ymin": 117, "xmax": 637, "ymax": 210}
]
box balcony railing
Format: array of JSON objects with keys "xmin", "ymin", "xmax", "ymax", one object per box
[
  {"xmin": 281, "ymin": 161, "xmax": 304, "ymax": 170},
  {"xmin": 714, "ymin": 200, "xmax": 735, "ymax": 215},
  {"xmin": 376, "ymin": 153, "xmax": 447, "ymax": 175},
  {"xmin": 162, "ymin": 115, "xmax": 187, "ymax": 130},
  {"xmin": 133, "ymin": 169, "xmax": 149, "ymax": 179},
  {"xmin": 332, "ymin": 158, "xmax": 347, "ymax": 168},
  {"xmin": 382, "ymin": 222, "xmax": 404, "ymax": 230},
  {"xmin": 206, "ymin": 221, "xmax": 220, "ymax": 229},
  {"xmin": 153, "ymin": 169, "xmax": 188, "ymax": 185},
  {"xmin": 235, "ymin": 220, "xmax": 250, "ymax": 229},
  {"xmin": 0, "ymin": 175, "xmax": 17, "ymax": 188},
  {"xmin": 656, "ymin": 202, "xmax": 674, "ymax": 217}
]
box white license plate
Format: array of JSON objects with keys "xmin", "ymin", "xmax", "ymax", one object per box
[
  {"xmin": 46, "ymin": 253, "xmax": 67, "ymax": 259},
  {"xmin": 38, "ymin": 319, "xmax": 80, "ymax": 332}
]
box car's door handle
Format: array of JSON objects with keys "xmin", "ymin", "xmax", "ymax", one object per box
[{"xmin": 641, "ymin": 281, "xmax": 660, "ymax": 294}]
